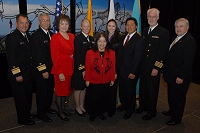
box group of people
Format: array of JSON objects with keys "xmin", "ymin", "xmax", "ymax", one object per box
[{"xmin": 5, "ymin": 7, "xmax": 196, "ymax": 126}]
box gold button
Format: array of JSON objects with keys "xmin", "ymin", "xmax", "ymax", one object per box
[
  {"xmin": 148, "ymin": 50, "xmax": 150, "ymax": 52},
  {"xmin": 149, "ymin": 44, "xmax": 151, "ymax": 46},
  {"xmin": 30, "ymin": 57, "xmax": 32, "ymax": 59},
  {"xmin": 147, "ymin": 55, "xmax": 149, "ymax": 57}
]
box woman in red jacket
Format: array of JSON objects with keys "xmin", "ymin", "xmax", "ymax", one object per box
[
  {"xmin": 84, "ymin": 33, "xmax": 115, "ymax": 122},
  {"xmin": 50, "ymin": 14, "xmax": 74, "ymax": 121}
]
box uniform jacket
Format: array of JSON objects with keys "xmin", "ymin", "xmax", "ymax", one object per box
[
  {"xmin": 85, "ymin": 49, "xmax": 115, "ymax": 84},
  {"xmin": 30, "ymin": 27, "xmax": 54, "ymax": 78},
  {"xmin": 74, "ymin": 32, "xmax": 94, "ymax": 72},
  {"xmin": 140, "ymin": 25, "xmax": 169, "ymax": 73},
  {"xmin": 50, "ymin": 32, "xmax": 75, "ymax": 76},
  {"xmin": 6, "ymin": 29, "xmax": 33, "ymax": 80},
  {"xmin": 117, "ymin": 32, "xmax": 145, "ymax": 78},
  {"xmin": 164, "ymin": 32, "xmax": 197, "ymax": 83}
]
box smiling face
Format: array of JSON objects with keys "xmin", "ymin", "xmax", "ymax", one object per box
[
  {"xmin": 81, "ymin": 20, "xmax": 90, "ymax": 35},
  {"xmin": 39, "ymin": 15, "xmax": 50, "ymax": 31},
  {"xmin": 58, "ymin": 20, "xmax": 69, "ymax": 33},
  {"xmin": 126, "ymin": 20, "xmax": 137, "ymax": 34},
  {"xmin": 175, "ymin": 20, "xmax": 189, "ymax": 36},
  {"xmin": 16, "ymin": 16, "xmax": 29, "ymax": 33},
  {"xmin": 97, "ymin": 36, "xmax": 107, "ymax": 52},
  {"xmin": 107, "ymin": 21, "xmax": 116, "ymax": 35},
  {"xmin": 147, "ymin": 11, "xmax": 159, "ymax": 27}
]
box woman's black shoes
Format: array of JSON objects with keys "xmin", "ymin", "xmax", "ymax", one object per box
[
  {"xmin": 75, "ymin": 109, "xmax": 85, "ymax": 117},
  {"xmin": 57, "ymin": 112, "xmax": 70, "ymax": 121}
]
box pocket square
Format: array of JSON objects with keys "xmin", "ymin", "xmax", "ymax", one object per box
[{"xmin": 152, "ymin": 36, "xmax": 159, "ymax": 38}]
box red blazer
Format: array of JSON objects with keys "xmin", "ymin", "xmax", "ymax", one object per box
[
  {"xmin": 50, "ymin": 32, "xmax": 74, "ymax": 76},
  {"xmin": 85, "ymin": 49, "xmax": 115, "ymax": 84}
]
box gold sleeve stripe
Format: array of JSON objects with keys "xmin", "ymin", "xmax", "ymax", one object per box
[
  {"xmin": 154, "ymin": 61, "xmax": 163, "ymax": 68},
  {"xmin": 78, "ymin": 65, "xmax": 85, "ymax": 70},
  {"xmin": 37, "ymin": 64, "xmax": 47, "ymax": 71},
  {"xmin": 11, "ymin": 67, "xmax": 21, "ymax": 75}
]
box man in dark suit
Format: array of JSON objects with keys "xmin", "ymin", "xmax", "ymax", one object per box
[
  {"xmin": 30, "ymin": 12, "xmax": 56, "ymax": 122},
  {"xmin": 135, "ymin": 8, "xmax": 169, "ymax": 120},
  {"xmin": 6, "ymin": 14, "xmax": 35, "ymax": 125},
  {"xmin": 118, "ymin": 17, "xmax": 145, "ymax": 119},
  {"xmin": 163, "ymin": 18, "xmax": 197, "ymax": 126}
]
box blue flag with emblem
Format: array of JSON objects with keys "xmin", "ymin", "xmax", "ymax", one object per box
[{"xmin": 53, "ymin": 0, "xmax": 63, "ymax": 33}]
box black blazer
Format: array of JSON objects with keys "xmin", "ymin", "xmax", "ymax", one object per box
[
  {"xmin": 140, "ymin": 25, "xmax": 169, "ymax": 73},
  {"xmin": 164, "ymin": 32, "xmax": 197, "ymax": 83},
  {"xmin": 6, "ymin": 29, "xmax": 33, "ymax": 80},
  {"xmin": 74, "ymin": 32, "xmax": 94, "ymax": 72},
  {"xmin": 118, "ymin": 32, "xmax": 145, "ymax": 78},
  {"xmin": 30, "ymin": 27, "xmax": 54, "ymax": 78}
]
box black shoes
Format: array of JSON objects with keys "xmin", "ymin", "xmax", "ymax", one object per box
[
  {"xmin": 29, "ymin": 114, "xmax": 37, "ymax": 119},
  {"xmin": 98, "ymin": 114, "xmax": 106, "ymax": 120},
  {"xmin": 57, "ymin": 112, "xmax": 70, "ymax": 121},
  {"xmin": 142, "ymin": 113, "xmax": 156, "ymax": 120},
  {"xmin": 123, "ymin": 112, "xmax": 132, "ymax": 120},
  {"xmin": 38, "ymin": 116, "xmax": 52, "ymax": 122},
  {"xmin": 162, "ymin": 111, "xmax": 171, "ymax": 116},
  {"xmin": 63, "ymin": 112, "xmax": 73, "ymax": 116},
  {"xmin": 116, "ymin": 105, "xmax": 124, "ymax": 111},
  {"xmin": 18, "ymin": 120, "xmax": 35, "ymax": 125},
  {"xmin": 166, "ymin": 120, "xmax": 180, "ymax": 126},
  {"xmin": 47, "ymin": 109, "xmax": 56, "ymax": 114},
  {"xmin": 75, "ymin": 109, "xmax": 85, "ymax": 117}
]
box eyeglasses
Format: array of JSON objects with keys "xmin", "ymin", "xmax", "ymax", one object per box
[{"xmin": 147, "ymin": 16, "xmax": 157, "ymax": 19}]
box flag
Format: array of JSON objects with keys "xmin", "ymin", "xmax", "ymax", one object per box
[
  {"xmin": 108, "ymin": 0, "xmax": 115, "ymax": 21},
  {"xmin": 132, "ymin": 0, "xmax": 141, "ymax": 34},
  {"xmin": 53, "ymin": 0, "xmax": 63, "ymax": 33},
  {"xmin": 87, "ymin": 0, "xmax": 93, "ymax": 36},
  {"xmin": 132, "ymin": 0, "xmax": 141, "ymax": 97}
]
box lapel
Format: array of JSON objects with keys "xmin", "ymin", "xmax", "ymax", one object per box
[
  {"xmin": 170, "ymin": 33, "xmax": 188, "ymax": 50},
  {"xmin": 124, "ymin": 33, "xmax": 137, "ymax": 50}
]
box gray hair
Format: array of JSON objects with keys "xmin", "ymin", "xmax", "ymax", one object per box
[
  {"xmin": 174, "ymin": 18, "xmax": 189, "ymax": 28},
  {"xmin": 38, "ymin": 12, "xmax": 50, "ymax": 21},
  {"xmin": 147, "ymin": 8, "xmax": 160, "ymax": 17}
]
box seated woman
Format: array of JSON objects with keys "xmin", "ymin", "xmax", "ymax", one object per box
[{"xmin": 84, "ymin": 33, "xmax": 116, "ymax": 122}]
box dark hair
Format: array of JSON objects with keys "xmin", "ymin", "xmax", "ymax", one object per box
[
  {"xmin": 105, "ymin": 19, "xmax": 120, "ymax": 45},
  {"xmin": 92, "ymin": 33, "xmax": 109, "ymax": 52},
  {"xmin": 55, "ymin": 14, "xmax": 71, "ymax": 32},
  {"xmin": 16, "ymin": 14, "xmax": 28, "ymax": 22},
  {"xmin": 125, "ymin": 17, "xmax": 138, "ymax": 26}
]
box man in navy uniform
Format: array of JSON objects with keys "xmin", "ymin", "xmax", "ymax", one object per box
[
  {"xmin": 135, "ymin": 8, "xmax": 169, "ymax": 120},
  {"xmin": 6, "ymin": 14, "xmax": 35, "ymax": 125},
  {"xmin": 30, "ymin": 12, "xmax": 56, "ymax": 122}
]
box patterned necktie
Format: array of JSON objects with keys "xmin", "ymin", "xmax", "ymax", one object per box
[
  {"xmin": 171, "ymin": 37, "xmax": 178, "ymax": 47},
  {"xmin": 124, "ymin": 35, "xmax": 130, "ymax": 47},
  {"xmin": 148, "ymin": 28, "xmax": 152, "ymax": 34}
]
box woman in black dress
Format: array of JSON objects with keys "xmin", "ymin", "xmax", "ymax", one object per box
[
  {"xmin": 72, "ymin": 18, "xmax": 94, "ymax": 116},
  {"xmin": 105, "ymin": 19, "xmax": 122, "ymax": 117}
]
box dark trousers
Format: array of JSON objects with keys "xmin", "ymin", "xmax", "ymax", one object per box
[
  {"xmin": 36, "ymin": 77, "xmax": 54, "ymax": 118},
  {"xmin": 167, "ymin": 81, "xmax": 190, "ymax": 123},
  {"xmin": 119, "ymin": 76, "xmax": 138, "ymax": 113},
  {"xmin": 107, "ymin": 78, "xmax": 118, "ymax": 116},
  {"xmin": 85, "ymin": 83, "xmax": 109, "ymax": 118},
  {"xmin": 139, "ymin": 71, "xmax": 160, "ymax": 115},
  {"xmin": 10, "ymin": 79, "xmax": 34, "ymax": 123}
]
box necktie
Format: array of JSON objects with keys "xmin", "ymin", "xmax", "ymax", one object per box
[
  {"xmin": 123, "ymin": 35, "xmax": 130, "ymax": 47},
  {"xmin": 171, "ymin": 37, "xmax": 178, "ymax": 48},
  {"xmin": 47, "ymin": 32, "xmax": 51, "ymax": 40},
  {"xmin": 148, "ymin": 28, "xmax": 152, "ymax": 34},
  {"xmin": 24, "ymin": 34, "xmax": 29, "ymax": 42},
  {"xmin": 87, "ymin": 36, "xmax": 90, "ymax": 43}
]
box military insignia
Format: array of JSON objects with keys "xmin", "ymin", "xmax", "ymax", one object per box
[
  {"xmin": 11, "ymin": 67, "xmax": 21, "ymax": 75},
  {"xmin": 152, "ymin": 36, "xmax": 159, "ymax": 38},
  {"xmin": 37, "ymin": 63, "xmax": 47, "ymax": 71},
  {"xmin": 154, "ymin": 61, "xmax": 163, "ymax": 68},
  {"xmin": 78, "ymin": 64, "xmax": 85, "ymax": 70},
  {"xmin": 83, "ymin": 42, "xmax": 87, "ymax": 44},
  {"xmin": 92, "ymin": 41, "xmax": 95, "ymax": 44}
]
